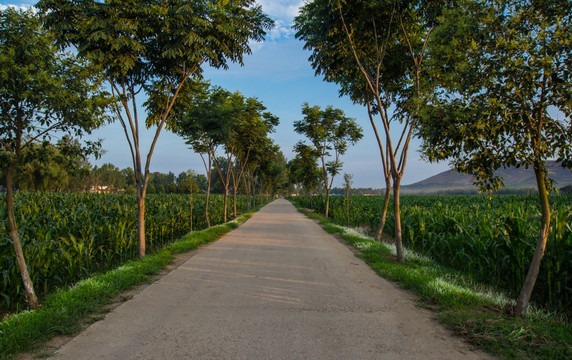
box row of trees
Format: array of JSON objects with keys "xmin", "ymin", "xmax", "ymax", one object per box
[
  {"xmin": 294, "ymin": 0, "xmax": 571, "ymax": 317},
  {"xmin": 166, "ymin": 79, "xmax": 286, "ymax": 225},
  {"xmin": 2, "ymin": 0, "xmax": 274, "ymax": 310}
]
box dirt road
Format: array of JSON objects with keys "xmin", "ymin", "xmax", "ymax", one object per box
[{"xmin": 51, "ymin": 199, "xmax": 491, "ymax": 359}]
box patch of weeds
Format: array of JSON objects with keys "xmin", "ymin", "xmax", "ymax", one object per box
[
  {"xmin": 306, "ymin": 212, "xmax": 324, "ymax": 222},
  {"xmin": 119, "ymin": 295, "xmax": 133, "ymax": 302},
  {"xmin": 32, "ymin": 350, "xmax": 53, "ymax": 359},
  {"xmin": 88, "ymin": 316, "xmax": 105, "ymax": 324},
  {"xmin": 322, "ymin": 223, "xmax": 343, "ymax": 234}
]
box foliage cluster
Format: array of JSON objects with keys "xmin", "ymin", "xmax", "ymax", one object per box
[
  {"xmin": 295, "ymin": 194, "xmax": 572, "ymax": 314},
  {"xmin": 0, "ymin": 192, "xmax": 270, "ymax": 310}
]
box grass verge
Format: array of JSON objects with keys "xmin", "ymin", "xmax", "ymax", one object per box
[
  {"xmin": 291, "ymin": 201, "xmax": 571, "ymax": 359},
  {"xmin": 0, "ymin": 207, "xmax": 260, "ymax": 360}
]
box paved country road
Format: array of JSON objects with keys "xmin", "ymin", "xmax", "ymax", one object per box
[{"xmin": 50, "ymin": 199, "xmax": 492, "ymax": 359}]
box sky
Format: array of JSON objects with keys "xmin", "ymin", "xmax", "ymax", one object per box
[{"xmin": 1, "ymin": 0, "xmax": 451, "ymax": 188}]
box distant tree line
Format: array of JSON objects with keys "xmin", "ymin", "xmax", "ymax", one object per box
[{"xmin": 0, "ymin": 151, "xmax": 291, "ymax": 197}]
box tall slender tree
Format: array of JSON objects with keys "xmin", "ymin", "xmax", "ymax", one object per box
[
  {"xmin": 294, "ymin": 103, "xmax": 362, "ymax": 218},
  {"xmin": 289, "ymin": 144, "xmax": 322, "ymax": 197},
  {"xmin": 419, "ymin": 0, "xmax": 571, "ymax": 317},
  {"xmin": 0, "ymin": 9, "xmax": 109, "ymax": 308},
  {"xmin": 38, "ymin": 0, "xmax": 273, "ymax": 258},
  {"xmin": 295, "ymin": 0, "xmax": 442, "ymax": 261}
]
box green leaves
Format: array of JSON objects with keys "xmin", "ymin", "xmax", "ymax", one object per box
[
  {"xmin": 421, "ymin": 0, "xmax": 572, "ymax": 192},
  {"xmin": 38, "ymin": 0, "xmax": 273, "ymax": 86},
  {"xmin": 294, "ymin": 103, "xmax": 363, "ymax": 170},
  {"xmin": 0, "ymin": 8, "xmax": 111, "ymax": 170},
  {"xmin": 293, "ymin": 103, "xmax": 363, "ymax": 215}
]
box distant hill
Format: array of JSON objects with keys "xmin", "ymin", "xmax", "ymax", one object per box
[{"xmin": 402, "ymin": 161, "xmax": 572, "ymax": 194}]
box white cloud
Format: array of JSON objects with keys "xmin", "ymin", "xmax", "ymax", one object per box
[
  {"xmin": 256, "ymin": 0, "xmax": 305, "ymax": 20},
  {"xmin": 0, "ymin": 4, "xmax": 36, "ymax": 12},
  {"xmin": 248, "ymin": 39, "xmax": 265, "ymax": 53},
  {"xmin": 256, "ymin": 0, "xmax": 305, "ymax": 44},
  {"xmin": 268, "ymin": 19, "xmax": 295, "ymax": 42}
]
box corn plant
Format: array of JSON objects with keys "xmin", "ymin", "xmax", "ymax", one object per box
[{"xmin": 0, "ymin": 192, "xmax": 270, "ymax": 311}]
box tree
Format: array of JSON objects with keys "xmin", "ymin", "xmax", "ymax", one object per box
[
  {"xmin": 0, "ymin": 9, "xmax": 109, "ymax": 308},
  {"xmin": 418, "ymin": 0, "xmax": 571, "ymax": 317},
  {"xmin": 16, "ymin": 137, "xmax": 98, "ymax": 192},
  {"xmin": 294, "ymin": 0, "xmax": 442, "ymax": 260},
  {"xmin": 173, "ymin": 81, "xmax": 230, "ymax": 225},
  {"xmin": 342, "ymin": 173, "xmax": 353, "ymax": 226},
  {"xmin": 169, "ymin": 79, "xmax": 216, "ymax": 226},
  {"xmin": 261, "ymin": 149, "xmax": 288, "ymax": 197},
  {"xmin": 256, "ymin": 144, "xmax": 287, "ymax": 198},
  {"xmin": 232, "ymin": 96, "xmax": 279, "ymax": 212},
  {"xmin": 294, "ymin": 103, "xmax": 363, "ymax": 218},
  {"xmin": 210, "ymin": 90, "xmax": 244, "ymax": 222},
  {"xmin": 38, "ymin": 0, "xmax": 273, "ymax": 258},
  {"xmin": 290, "ymin": 143, "xmax": 322, "ymax": 197},
  {"xmin": 91, "ymin": 163, "xmax": 127, "ymax": 192},
  {"xmin": 242, "ymin": 134, "xmax": 278, "ymax": 207}
]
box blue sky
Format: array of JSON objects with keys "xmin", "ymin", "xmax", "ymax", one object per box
[{"xmin": 1, "ymin": 0, "xmax": 450, "ymax": 188}]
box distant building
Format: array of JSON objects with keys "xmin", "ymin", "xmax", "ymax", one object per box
[{"xmin": 90, "ymin": 185, "xmax": 116, "ymax": 193}]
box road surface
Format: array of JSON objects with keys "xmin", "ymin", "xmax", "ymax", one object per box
[{"xmin": 51, "ymin": 198, "xmax": 492, "ymax": 359}]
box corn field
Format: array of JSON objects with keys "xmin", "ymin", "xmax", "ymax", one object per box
[
  {"xmin": 295, "ymin": 194, "xmax": 572, "ymax": 314},
  {"xmin": 0, "ymin": 192, "xmax": 269, "ymax": 310}
]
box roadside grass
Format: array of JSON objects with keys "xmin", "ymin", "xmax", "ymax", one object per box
[
  {"xmin": 292, "ymin": 202, "xmax": 571, "ymax": 359},
  {"xmin": 0, "ymin": 208, "xmax": 258, "ymax": 360}
]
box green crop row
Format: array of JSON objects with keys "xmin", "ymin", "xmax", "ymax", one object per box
[
  {"xmin": 294, "ymin": 194, "xmax": 572, "ymax": 314},
  {"xmin": 0, "ymin": 192, "xmax": 270, "ymax": 311}
]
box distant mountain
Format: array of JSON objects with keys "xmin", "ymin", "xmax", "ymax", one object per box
[{"xmin": 402, "ymin": 161, "xmax": 572, "ymax": 194}]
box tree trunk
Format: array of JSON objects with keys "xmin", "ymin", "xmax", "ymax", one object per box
[
  {"xmin": 252, "ymin": 177, "xmax": 257, "ymax": 208},
  {"xmin": 345, "ymin": 189, "xmax": 350, "ymax": 226},
  {"xmin": 375, "ymin": 179, "xmax": 391, "ymax": 242},
  {"xmin": 5, "ymin": 166, "xmax": 40, "ymax": 309},
  {"xmin": 325, "ymin": 187, "xmax": 331, "ymax": 218},
  {"xmin": 223, "ymin": 187, "xmax": 228, "ymax": 223},
  {"xmin": 200, "ymin": 152, "xmax": 212, "ymax": 228},
  {"xmin": 205, "ymin": 176, "xmax": 211, "ymax": 228},
  {"xmin": 189, "ymin": 189, "xmax": 193, "ymax": 232},
  {"xmin": 137, "ymin": 189, "xmax": 146, "ymax": 258},
  {"xmin": 233, "ymin": 187, "xmax": 237, "ymax": 218},
  {"xmin": 515, "ymin": 165, "xmax": 551, "ymax": 317},
  {"xmin": 392, "ymin": 177, "xmax": 405, "ymax": 262},
  {"xmin": 244, "ymin": 171, "xmax": 251, "ymax": 210}
]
